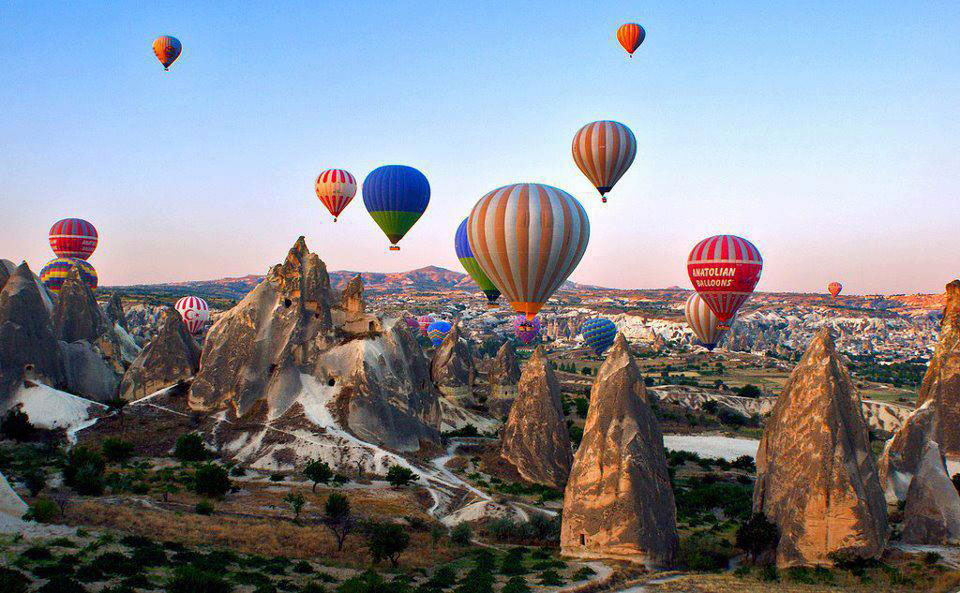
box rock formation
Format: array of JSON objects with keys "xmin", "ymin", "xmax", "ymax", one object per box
[
  {"xmin": 429, "ymin": 323, "xmax": 475, "ymax": 405},
  {"xmin": 917, "ymin": 280, "xmax": 960, "ymax": 455},
  {"xmin": 561, "ymin": 334, "xmax": 678, "ymax": 567},
  {"xmin": 0, "ymin": 260, "xmax": 14, "ymax": 293},
  {"xmin": 339, "ymin": 274, "xmax": 365, "ymax": 317},
  {"xmin": 901, "ymin": 440, "xmax": 960, "ymax": 544},
  {"xmin": 499, "ymin": 347, "xmax": 572, "ymax": 489},
  {"xmin": 878, "ymin": 400, "xmax": 941, "ymax": 503},
  {"xmin": 0, "ymin": 263, "xmax": 64, "ymax": 402},
  {"xmin": 105, "ymin": 293, "xmax": 128, "ymax": 331},
  {"xmin": 753, "ymin": 329, "xmax": 888, "ymax": 568},
  {"xmin": 54, "ymin": 266, "xmax": 112, "ymax": 344},
  {"xmin": 189, "ymin": 237, "xmax": 441, "ymax": 462},
  {"xmin": 120, "ymin": 307, "xmax": 201, "ymax": 401},
  {"xmin": 487, "ymin": 341, "xmax": 520, "ymax": 416}
]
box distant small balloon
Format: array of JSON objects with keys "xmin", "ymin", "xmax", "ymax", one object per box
[
  {"xmin": 581, "ymin": 318, "xmax": 617, "ymax": 355},
  {"xmin": 828, "ymin": 282, "xmax": 843, "ymax": 300},
  {"xmin": 513, "ymin": 315, "xmax": 541, "ymax": 345},
  {"xmin": 616, "ymin": 23, "xmax": 646, "ymax": 57},
  {"xmin": 153, "ymin": 35, "xmax": 182, "ymax": 70},
  {"xmin": 571, "ymin": 120, "xmax": 637, "ymax": 203},
  {"xmin": 175, "ymin": 296, "xmax": 210, "ymax": 334},
  {"xmin": 426, "ymin": 320, "xmax": 452, "ymax": 347},
  {"xmin": 40, "ymin": 258, "xmax": 97, "ymax": 294}
]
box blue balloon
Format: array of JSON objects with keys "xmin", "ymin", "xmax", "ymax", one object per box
[
  {"xmin": 362, "ymin": 165, "xmax": 430, "ymax": 249},
  {"xmin": 426, "ymin": 320, "xmax": 452, "ymax": 348},
  {"xmin": 581, "ymin": 318, "xmax": 617, "ymax": 355}
]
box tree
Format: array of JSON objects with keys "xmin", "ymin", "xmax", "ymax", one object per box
[
  {"xmin": 323, "ymin": 492, "xmax": 354, "ymax": 551},
  {"xmin": 193, "ymin": 464, "xmax": 231, "ymax": 498},
  {"xmin": 0, "ymin": 406, "xmax": 36, "ymax": 442},
  {"xmin": 63, "ymin": 446, "xmax": 106, "ymax": 495},
  {"xmin": 367, "ymin": 522, "xmax": 409, "ymax": 567},
  {"xmin": 161, "ymin": 483, "xmax": 180, "ymax": 503},
  {"xmin": 22, "ymin": 469, "xmax": 46, "ymax": 497},
  {"xmin": 737, "ymin": 384, "xmax": 762, "ymax": 399},
  {"xmin": 105, "ymin": 397, "xmax": 129, "ymax": 437},
  {"xmin": 386, "ymin": 465, "xmax": 417, "ymax": 489},
  {"xmin": 303, "ymin": 460, "xmax": 333, "ymax": 493},
  {"xmin": 450, "ymin": 522, "xmax": 473, "ymax": 546},
  {"xmin": 430, "ymin": 524, "xmax": 446, "ymax": 548},
  {"xmin": 283, "ymin": 491, "xmax": 306, "ymax": 522},
  {"xmin": 735, "ymin": 513, "xmax": 780, "ymax": 562},
  {"xmin": 174, "ymin": 433, "xmax": 209, "ymax": 462},
  {"xmin": 49, "ymin": 488, "xmax": 70, "ymax": 519},
  {"xmin": 101, "ymin": 437, "xmax": 134, "ymax": 464}
]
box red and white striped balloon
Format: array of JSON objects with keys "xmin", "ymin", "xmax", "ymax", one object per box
[
  {"xmin": 175, "ymin": 296, "xmax": 210, "ymax": 334},
  {"xmin": 49, "ymin": 218, "xmax": 98, "ymax": 260},
  {"xmin": 684, "ymin": 293, "xmax": 730, "ymax": 351},
  {"xmin": 687, "ymin": 235, "xmax": 763, "ymax": 322},
  {"xmin": 467, "ymin": 183, "xmax": 590, "ymax": 320},
  {"xmin": 315, "ymin": 169, "xmax": 357, "ymax": 222},
  {"xmin": 571, "ymin": 120, "xmax": 637, "ymax": 203}
]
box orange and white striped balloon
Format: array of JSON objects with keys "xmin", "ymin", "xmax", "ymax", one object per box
[
  {"xmin": 467, "ymin": 183, "xmax": 590, "ymax": 320},
  {"xmin": 684, "ymin": 293, "xmax": 730, "ymax": 351},
  {"xmin": 571, "ymin": 120, "xmax": 637, "ymax": 203},
  {"xmin": 315, "ymin": 169, "xmax": 357, "ymax": 222}
]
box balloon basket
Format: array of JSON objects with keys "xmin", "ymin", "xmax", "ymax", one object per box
[
  {"xmin": 486, "ymin": 302, "xmax": 499, "ymax": 309},
  {"xmin": 389, "ymin": 246, "xmax": 400, "ymax": 251},
  {"xmin": 333, "ymin": 217, "xmax": 338, "ymax": 222},
  {"xmin": 601, "ymin": 196, "xmax": 607, "ymax": 203}
]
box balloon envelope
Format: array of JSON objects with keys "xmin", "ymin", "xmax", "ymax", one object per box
[
  {"xmin": 581, "ymin": 318, "xmax": 617, "ymax": 355},
  {"xmin": 616, "ymin": 23, "xmax": 646, "ymax": 56},
  {"xmin": 362, "ymin": 165, "xmax": 430, "ymax": 249},
  {"xmin": 828, "ymin": 282, "xmax": 843, "ymax": 300},
  {"xmin": 467, "ymin": 183, "xmax": 590, "ymax": 320},
  {"xmin": 455, "ymin": 218, "xmax": 500, "ymax": 307},
  {"xmin": 315, "ymin": 169, "xmax": 357, "ymax": 222},
  {"xmin": 685, "ymin": 293, "xmax": 730, "ymax": 351},
  {"xmin": 687, "ymin": 235, "xmax": 763, "ymax": 322},
  {"xmin": 49, "ymin": 218, "xmax": 98, "ymax": 260},
  {"xmin": 513, "ymin": 315, "xmax": 541, "ymax": 345},
  {"xmin": 426, "ymin": 320, "xmax": 452, "ymax": 347},
  {"xmin": 571, "ymin": 121, "xmax": 637, "ymax": 201},
  {"xmin": 175, "ymin": 296, "xmax": 210, "ymax": 334},
  {"xmin": 417, "ymin": 315, "xmax": 434, "ymax": 336},
  {"xmin": 153, "ymin": 35, "xmax": 182, "ymax": 70},
  {"xmin": 40, "ymin": 258, "xmax": 97, "ymax": 293}
]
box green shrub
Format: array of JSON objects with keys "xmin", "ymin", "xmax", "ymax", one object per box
[
  {"xmin": 537, "ymin": 569, "xmax": 563, "ymax": 586},
  {"xmin": 303, "ymin": 460, "xmax": 333, "ymax": 491},
  {"xmin": 24, "ymin": 497, "xmax": 59, "ymax": 523},
  {"xmin": 101, "ymin": 438, "xmax": 134, "ymax": 463},
  {"xmin": 501, "ymin": 576, "xmax": 531, "ymax": 593},
  {"xmin": 21, "ymin": 544, "xmax": 54, "ymax": 561},
  {"xmin": 450, "ymin": 522, "xmax": 472, "ymax": 546},
  {"xmin": 174, "ymin": 434, "xmax": 209, "ymax": 462},
  {"xmin": 367, "ymin": 523, "xmax": 409, "ymax": 567},
  {"xmin": 88, "ymin": 551, "xmax": 138, "ymax": 577},
  {"xmin": 573, "ymin": 565, "xmax": 596, "ymax": 580},
  {"xmin": 63, "ymin": 446, "xmax": 106, "ymax": 495},
  {"xmin": 735, "ymin": 513, "xmax": 779, "ymax": 561},
  {"xmin": 193, "ymin": 464, "xmax": 231, "ymax": 498},
  {"xmin": 0, "ymin": 407, "xmax": 36, "ymax": 442},
  {"xmin": 196, "ymin": 500, "xmax": 215, "ymax": 515},
  {"xmin": 0, "ymin": 566, "xmax": 30, "ymax": 593},
  {"xmin": 166, "ymin": 566, "xmax": 234, "ymax": 593},
  {"xmin": 425, "ymin": 564, "xmax": 457, "ymax": 589},
  {"xmin": 678, "ymin": 532, "xmax": 734, "ymax": 571},
  {"xmin": 784, "ymin": 566, "xmax": 835, "ymax": 585},
  {"xmin": 269, "ymin": 473, "xmax": 285, "ymax": 482},
  {"xmin": 230, "ymin": 465, "xmax": 246, "ymax": 477},
  {"xmin": 301, "ymin": 583, "xmax": 326, "ymax": 593},
  {"xmin": 293, "ymin": 560, "xmax": 314, "ymax": 574},
  {"xmin": 37, "ymin": 576, "xmax": 89, "ymax": 593},
  {"xmin": 386, "ymin": 465, "xmax": 417, "ymax": 488}
]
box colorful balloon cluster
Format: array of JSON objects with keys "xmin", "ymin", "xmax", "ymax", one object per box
[{"xmin": 40, "ymin": 218, "xmax": 99, "ymax": 294}]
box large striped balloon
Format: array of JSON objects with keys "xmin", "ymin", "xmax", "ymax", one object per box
[
  {"xmin": 153, "ymin": 35, "xmax": 182, "ymax": 70},
  {"xmin": 581, "ymin": 318, "xmax": 617, "ymax": 355},
  {"xmin": 417, "ymin": 315, "xmax": 434, "ymax": 336},
  {"xmin": 684, "ymin": 293, "xmax": 729, "ymax": 351},
  {"xmin": 175, "ymin": 296, "xmax": 210, "ymax": 334},
  {"xmin": 315, "ymin": 168, "xmax": 357, "ymax": 222},
  {"xmin": 426, "ymin": 320, "xmax": 452, "ymax": 348},
  {"xmin": 467, "ymin": 183, "xmax": 590, "ymax": 320},
  {"xmin": 49, "ymin": 218, "xmax": 98, "ymax": 260},
  {"xmin": 572, "ymin": 121, "xmax": 637, "ymax": 203},
  {"xmin": 616, "ymin": 23, "xmax": 646, "ymax": 57},
  {"xmin": 362, "ymin": 165, "xmax": 430, "ymax": 250},
  {"xmin": 687, "ymin": 235, "xmax": 763, "ymax": 322},
  {"xmin": 455, "ymin": 218, "xmax": 500, "ymax": 308},
  {"xmin": 513, "ymin": 315, "xmax": 541, "ymax": 345},
  {"xmin": 40, "ymin": 258, "xmax": 97, "ymax": 294}
]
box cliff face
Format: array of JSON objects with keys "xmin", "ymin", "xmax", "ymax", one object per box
[
  {"xmin": 429, "ymin": 324, "xmax": 475, "ymax": 405},
  {"xmin": 120, "ymin": 308, "xmax": 201, "ymax": 401},
  {"xmin": 901, "ymin": 441, "xmax": 960, "ymax": 544},
  {"xmin": 917, "ymin": 280, "xmax": 960, "ymax": 455},
  {"xmin": 189, "ymin": 238, "xmax": 441, "ymax": 464},
  {"xmin": 487, "ymin": 341, "xmax": 520, "ymax": 416},
  {"xmin": 561, "ymin": 334, "xmax": 678, "ymax": 567},
  {"xmin": 499, "ymin": 347, "xmax": 572, "ymax": 489},
  {"xmin": 878, "ymin": 401, "xmax": 940, "ymax": 503},
  {"xmin": 754, "ymin": 329, "xmax": 888, "ymax": 568}
]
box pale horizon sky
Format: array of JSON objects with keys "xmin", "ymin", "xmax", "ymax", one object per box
[{"xmin": 2, "ymin": 1, "xmax": 958, "ymax": 295}]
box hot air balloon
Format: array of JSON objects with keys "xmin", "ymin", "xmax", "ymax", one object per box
[
  {"xmin": 467, "ymin": 183, "xmax": 590, "ymax": 320},
  {"xmin": 455, "ymin": 218, "xmax": 500, "ymax": 308},
  {"xmin": 828, "ymin": 282, "xmax": 843, "ymax": 300},
  {"xmin": 572, "ymin": 121, "xmax": 637, "ymax": 203},
  {"xmin": 49, "ymin": 218, "xmax": 98, "ymax": 260},
  {"xmin": 616, "ymin": 23, "xmax": 646, "ymax": 57},
  {"xmin": 175, "ymin": 296, "xmax": 210, "ymax": 334},
  {"xmin": 362, "ymin": 165, "xmax": 430, "ymax": 250},
  {"xmin": 513, "ymin": 315, "xmax": 541, "ymax": 345},
  {"xmin": 581, "ymin": 318, "xmax": 616, "ymax": 355},
  {"xmin": 417, "ymin": 315, "xmax": 434, "ymax": 336},
  {"xmin": 402, "ymin": 315, "xmax": 420, "ymax": 333},
  {"xmin": 684, "ymin": 293, "xmax": 732, "ymax": 351},
  {"xmin": 426, "ymin": 320, "xmax": 452, "ymax": 347},
  {"xmin": 687, "ymin": 235, "xmax": 763, "ymax": 323},
  {"xmin": 153, "ymin": 35, "xmax": 182, "ymax": 70},
  {"xmin": 315, "ymin": 169, "xmax": 357, "ymax": 222},
  {"xmin": 40, "ymin": 258, "xmax": 97, "ymax": 294}
]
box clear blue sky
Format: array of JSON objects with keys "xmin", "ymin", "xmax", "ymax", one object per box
[{"xmin": 2, "ymin": 1, "xmax": 958, "ymax": 294}]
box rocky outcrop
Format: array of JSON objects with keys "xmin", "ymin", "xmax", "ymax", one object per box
[
  {"xmin": 54, "ymin": 266, "xmax": 112, "ymax": 344},
  {"xmin": 917, "ymin": 280, "xmax": 960, "ymax": 455},
  {"xmin": 902, "ymin": 441, "xmax": 960, "ymax": 544},
  {"xmin": 753, "ymin": 329, "xmax": 888, "ymax": 568},
  {"xmin": 339, "ymin": 274, "xmax": 365, "ymax": 317},
  {"xmin": 105, "ymin": 293, "xmax": 128, "ymax": 331},
  {"xmin": 487, "ymin": 341, "xmax": 520, "ymax": 416},
  {"xmin": 190, "ymin": 237, "xmax": 440, "ymax": 461},
  {"xmin": 499, "ymin": 347, "xmax": 572, "ymax": 489},
  {"xmin": 120, "ymin": 308, "xmax": 200, "ymax": 401},
  {"xmin": 0, "ymin": 260, "xmax": 14, "ymax": 293},
  {"xmin": 430, "ymin": 324, "xmax": 475, "ymax": 405},
  {"xmin": 0, "ymin": 263, "xmax": 64, "ymax": 402},
  {"xmin": 878, "ymin": 400, "xmax": 941, "ymax": 503},
  {"xmin": 561, "ymin": 334, "xmax": 678, "ymax": 567}
]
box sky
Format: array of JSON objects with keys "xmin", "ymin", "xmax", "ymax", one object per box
[{"xmin": 1, "ymin": 1, "xmax": 958, "ymax": 295}]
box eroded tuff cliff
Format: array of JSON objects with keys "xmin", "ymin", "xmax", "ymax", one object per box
[
  {"xmin": 754, "ymin": 329, "xmax": 888, "ymax": 568},
  {"xmin": 902, "ymin": 440, "xmax": 960, "ymax": 544},
  {"xmin": 189, "ymin": 238, "xmax": 441, "ymax": 467},
  {"xmin": 487, "ymin": 341, "xmax": 520, "ymax": 416},
  {"xmin": 120, "ymin": 307, "xmax": 200, "ymax": 401},
  {"xmin": 878, "ymin": 400, "xmax": 941, "ymax": 503},
  {"xmin": 561, "ymin": 334, "xmax": 678, "ymax": 567},
  {"xmin": 917, "ymin": 280, "xmax": 960, "ymax": 455},
  {"xmin": 499, "ymin": 347, "xmax": 571, "ymax": 489},
  {"xmin": 429, "ymin": 323, "xmax": 475, "ymax": 405}
]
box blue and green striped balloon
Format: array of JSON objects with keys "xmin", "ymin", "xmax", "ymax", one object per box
[
  {"xmin": 581, "ymin": 318, "xmax": 617, "ymax": 355},
  {"xmin": 362, "ymin": 165, "xmax": 430, "ymax": 251}
]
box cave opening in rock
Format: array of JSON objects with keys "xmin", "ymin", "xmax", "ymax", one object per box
[
  {"xmin": 327, "ymin": 377, "xmax": 335, "ymax": 387},
  {"xmin": 283, "ymin": 298, "xmax": 292, "ymax": 308}
]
